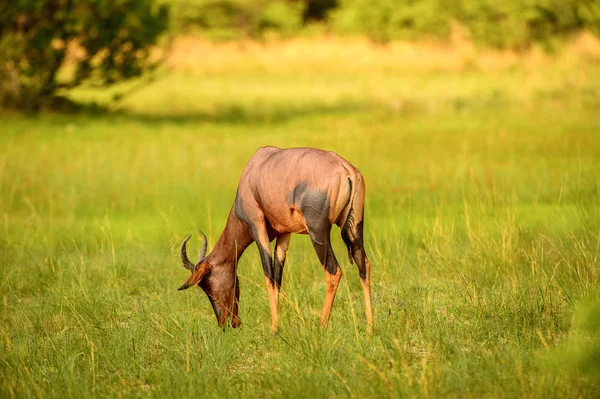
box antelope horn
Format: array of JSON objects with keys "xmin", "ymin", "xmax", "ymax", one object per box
[
  {"xmin": 178, "ymin": 261, "xmax": 210, "ymax": 290},
  {"xmin": 198, "ymin": 231, "xmax": 208, "ymax": 263},
  {"xmin": 180, "ymin": 234, "xmax": 195, "ymax": 272}
]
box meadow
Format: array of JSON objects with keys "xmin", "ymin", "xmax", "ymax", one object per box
[{"xmin": 1, "ymin": 37, "xmax": 600, "ymax": 398}]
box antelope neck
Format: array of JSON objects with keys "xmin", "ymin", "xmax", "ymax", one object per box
[{"xmin": 206, "ymin": 207, "xmax": 254, "ymax": 267}]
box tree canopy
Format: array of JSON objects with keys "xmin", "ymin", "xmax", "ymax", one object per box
[{"xmin": 0, "ymin": 0, "xmax": 168, "ymax": 110}]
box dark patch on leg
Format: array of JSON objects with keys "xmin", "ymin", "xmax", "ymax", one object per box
[
  {"xmin": 353, "ymin": 220, "xmax": 365, "ymax": 247},
  {"xmin": 237, "ymin": 195, "xmax": 275, "ymax": 287},
  {"xmin": 349, "ymin": 221, "xmax": 367, "ymax": 279},
  {"xmin": 242, "ymin": 212, "xmax": 275, "ymax": 287},
  {"xmin": 326, "ymin": 245, "xmax": 339, "ymax": 276},
  {"xmin": 301, "ymin": 196, "xmax": 328, "ymax": 223},
  {"xmin": 308, "ymin": 225, "xmax": 339, "ymax": 275},
  {"xmin": 288, "ymin": 181, "xmax": 308, "ymax": 206},
  {"xmin": 342, "ymin": 217, "xmax": 367, "ymax": 279},
  {"xmin": 300, "ymin": 191, "xmax": 330, "ymax": 246},
  {"xmin": 341, "ymin": 210, "xmax": 355, "ymax": 263},
  {"xmin": 305, "ymin": 216, "xmax": 331, "ymax": 260},
  {"xmin": 353, "ymin": 246, "xmax": 367, "ymax": 280},
  {"xmin": 265, "ymin": 218, "xmax": 278, "ymax": 242},
  {"xmin": 296, "ymin": 185, "xmax": 338, "ymax": 274},
  {"xmin": 257, "ymin": 243, "xmax": 275, "ymax": 286},
  {"xmin": 273, "ymin": 256, "xmax": 285, "ymax": 288},
  {"xmin": 290, "ymin": 182, "xmax": 329, "ymax": 221},
  {"xmin": 273, "ymin": 234, "xmax": 290, "ymax": 289}
]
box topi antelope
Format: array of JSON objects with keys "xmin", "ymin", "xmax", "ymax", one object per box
[{"xmin": 177, "ymin": 146, "xmax": 374, "ymax": 334}]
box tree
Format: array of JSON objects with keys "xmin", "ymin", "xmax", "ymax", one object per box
[{"xmin": 0, "ymin": 0, "xmax": 168, "ymax": 111}]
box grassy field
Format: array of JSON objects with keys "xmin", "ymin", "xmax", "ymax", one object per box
[{"xmin": 1, "ymin": 37, "xmax": 600, "ymax": 398}]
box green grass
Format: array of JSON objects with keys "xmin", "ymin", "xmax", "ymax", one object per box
[{"xmin": 1, "ymin": 46, "xmax": 600, "ymax": 398}]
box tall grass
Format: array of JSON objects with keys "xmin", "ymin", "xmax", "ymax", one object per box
[{"xmin": 1, "ymin": 38, "xmax": 599, "ymax": 397}]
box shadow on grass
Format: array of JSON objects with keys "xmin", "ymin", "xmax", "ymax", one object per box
[
  {"xmin": 46, "ymin": 98, "xmax": 374, "ymax": 126},
  {"xmin": 127, "ymin": 101, "xmax": 374, "ymax": 125},
  {"xmin": 11, "ymin": 87, "xmax": 578, "ymax": 126}
]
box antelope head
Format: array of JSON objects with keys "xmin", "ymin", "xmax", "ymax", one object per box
[{"xmin": 178, "ymin": 233, "xmax": 241, "ymax": 327}]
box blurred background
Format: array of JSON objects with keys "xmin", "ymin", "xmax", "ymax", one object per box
[
  {"xmin": 1, "ymin": 0, "xmax": 600, "ymax": 112},
  {"xmin": 1, "ymin": 1, "xmax": 599, "ymax": 398}
]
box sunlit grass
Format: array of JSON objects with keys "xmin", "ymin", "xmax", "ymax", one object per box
[{"xmin": 1, "ymin": 38, "xmax": 599, "ymax": 397}]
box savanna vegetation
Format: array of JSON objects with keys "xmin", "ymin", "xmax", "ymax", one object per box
[
  {"xmin": 1, "ymin": 0, "xmax": 600, "ymax": 398},
  {"xmin": 2, "ymin": 37, "xmax": 600, "ymax": 397},
  {"xmin": 166, "ymin": 0, "xmax": 600, "ymax": 47},
  {"xmin": 0, "ymin": 0, "xmax": 169, "ymax": 110},
  {"xmin": 3, "ymin": 0, "xmax": 600, "ymax": 111}
]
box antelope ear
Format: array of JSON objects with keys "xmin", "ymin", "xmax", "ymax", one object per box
[{"xmin": 178, "ymin": 262, "xmax": 210, "ymax": 291}]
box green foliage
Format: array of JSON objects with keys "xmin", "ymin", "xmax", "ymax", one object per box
[
  {"xmin": 456, "ymin": 0, "xmax": 600, "ymax": 49},
  {"xmin": 331, "ymin": 0, "xmax": 452, "ymax": 42},
  {"xmin": 576, "ymin": 0, "xmax": 600, "ymax": 36},
  {"xmin": 259, "ymin": 1, "xmax": 305, "ymax": 35},
  {"xmin": 328, "ymin": 0, "xmax": 600, "ymax": 47},
  {"xmin": 166, "ymin": 0, "xmax": 305, "ymax": 39},
  {"xmin": 164, "ymin": 0, "xmax": 600, "ymax": 48},
  {"xmin": 167, "ymin": 0, "xmax": 250, "ymax": 39},
  {"xmin": 0, "ymin": 0, "xmax": 168, "ymax": 110}
]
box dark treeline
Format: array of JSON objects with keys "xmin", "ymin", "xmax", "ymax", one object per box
[
  {"xmin": 167, "ymin": 0, "xmax": 600, "ymax": 48},
  {"xmin": 1, "ymin": 0, "xmax": 599, "ymax": 111}
]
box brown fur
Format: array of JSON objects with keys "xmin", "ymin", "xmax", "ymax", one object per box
[{"xmin": 178, "ymin": 146, "xmax": 373, "ymax": 334}]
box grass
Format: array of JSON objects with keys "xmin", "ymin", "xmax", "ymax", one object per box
[{"xmin": 1, "ymin": 37, "xmax": 600, "ymax": 398}]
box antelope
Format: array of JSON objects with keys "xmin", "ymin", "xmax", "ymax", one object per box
[{"xmin": 177, "ymin": 146, "xmax": 374, "ymax": 334}]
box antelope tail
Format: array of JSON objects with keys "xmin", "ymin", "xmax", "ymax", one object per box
[{"xmin": 340, "ymin": 174, "xmax": 359, "ymax": 263}]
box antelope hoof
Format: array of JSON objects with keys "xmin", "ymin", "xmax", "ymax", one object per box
[{"xmin": 270, "ymin": 324, "xmax": 279, "ymax": 334}]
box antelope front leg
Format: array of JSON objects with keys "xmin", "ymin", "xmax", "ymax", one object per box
[
  {"xmin": 251, "ymin": 221, "xmax": 280, "ymax": 333},
  {"xmin": 264, "ymin": 278, "xmax": 279, "ymax": 333},
  {"xmin": 273, "ymin": 234, "xmax": 291, "ymax": 290},
  {"xmin": 258, "ymin": 233, "xmax": 291, "ymax": 333}
]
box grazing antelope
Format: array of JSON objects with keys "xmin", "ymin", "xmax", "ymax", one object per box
[{"xmin": 177, "ymin": 146, "xmax": 373, "ymax": 334}]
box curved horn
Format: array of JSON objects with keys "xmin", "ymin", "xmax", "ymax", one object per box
[
  {"xmin": 178, "ymin": 261, "xmax": 210, "ymax": 290},
  {"xmin": 180, "ymin": 234, "xmax": 195, "ymax": 272},
  {"xmin": 198, "ymin": 231, "xmax": 208, "ymax": 263}
]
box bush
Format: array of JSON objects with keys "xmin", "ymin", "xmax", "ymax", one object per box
[
  {"xmin": 0, "ymin": 0, "xmax": 168, "ymax": 111},
  {"xmin": 579, "ymin": 0, "xmax": 600, "ymax": 36},
  {"xmin": 330, "ymin": 0, "xmax": 600, "ymax": 47},
  {"xmin": 258, "ymin": 1, "xmax": 305, "ymax": 36},
  {"xmin": 161, "ymin": 0, "xmax": 600, "ymax": 48},
  {"xmin": 331, "ymin": 0, "xmax": 452, "ymax": 43},
  {"xmin": 166, "ymin": 0, "xmax": 305, "ymax": 39},
  {"xmin": 455, "ymin": 0, "xmax": 600, "ymax": 49}
]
